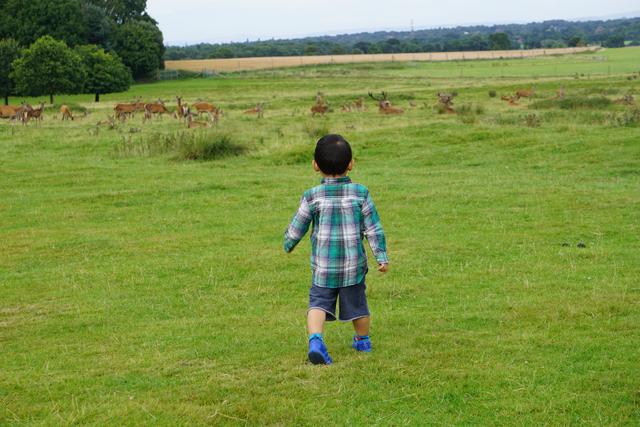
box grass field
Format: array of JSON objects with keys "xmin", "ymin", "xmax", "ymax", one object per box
[{"xmin": 1, "ymin": 47, "xmax": 639, "ymax": 425}]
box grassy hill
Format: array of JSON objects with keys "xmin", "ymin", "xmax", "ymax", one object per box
[{"xmin": 1, "ymin": 47, "xmax": 639, "ymax": 425}]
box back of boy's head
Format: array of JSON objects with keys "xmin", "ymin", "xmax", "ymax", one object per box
[{"xmin": 314, "ymin": 134, "xmax": 352, "ymax": 175}]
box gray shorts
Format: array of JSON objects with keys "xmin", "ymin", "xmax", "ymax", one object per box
[{"xmin": 308, "ymin": 280, "xmax": 370, "ymax": 322}]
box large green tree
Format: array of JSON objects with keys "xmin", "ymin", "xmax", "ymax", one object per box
[
  {"xmin": 75, "ymin": 44, "xmax": 132, "ymax": 102},
  {"xmin": 0, "ymin": 38, "xmax": 20, "ymax": 105},
  {"xmin": 11, "ymin": 36, "xmax": 86, "ymax": 104},
  {"xmin": 0, "ymin": 0, "xmax": 87, "ymax": 47},
  {"xmin": 111, "ymin": 20, "xmax": 163, "ymax": 79},
  {"xmin": 87, "ymin": 0, "xmax": 148, "ymax": 24}
]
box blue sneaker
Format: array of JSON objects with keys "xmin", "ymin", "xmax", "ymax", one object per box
[
  {"xmin": 352, "ymin": 335, "xmax": 372, "ymax": 352},
  {"xmin": 308, "ymin": 337, "xmax": 333, "ymax": 365}
]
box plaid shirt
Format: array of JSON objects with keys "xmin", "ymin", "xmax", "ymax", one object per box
[{"xmin": 284, "ymin": 176, "xmax": 388, "ymax": 288}]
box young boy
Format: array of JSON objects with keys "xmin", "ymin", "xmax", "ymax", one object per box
[{"xmin": 284, "ymin": 134, "xmax": 389, "ymax": 365}]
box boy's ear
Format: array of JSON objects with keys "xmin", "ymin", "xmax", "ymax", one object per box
[
  {"xmin": 312, "ymin": 160, "xmax": 320, "ymax": 172},
  {"xmin": 347, "ymin": 159, "xmax": 354, "ymax": 171}
]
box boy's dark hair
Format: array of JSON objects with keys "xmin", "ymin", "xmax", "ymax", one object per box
[{"xmin": 314, "ymin": 134, "xmax": 352, "ymax": 175}]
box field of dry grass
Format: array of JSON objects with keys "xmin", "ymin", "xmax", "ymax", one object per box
[{"xmin": 165, "ymin": 46, "xmax": 596, "ymax": 73}]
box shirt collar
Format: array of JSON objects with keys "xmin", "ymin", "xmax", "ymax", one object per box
[{"xmin": 321, "ymin": 176, "xmax": 352, "ymax": 185}]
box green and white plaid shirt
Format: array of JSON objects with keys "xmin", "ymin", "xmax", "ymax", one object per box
[{"xmin": 284, "ymin": 176, "xmax": 388, "ymax": 288}]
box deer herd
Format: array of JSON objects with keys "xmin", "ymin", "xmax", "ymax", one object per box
[{"xmin": 1, "ymin": 86, "xmax": 634, "ymax": 129}]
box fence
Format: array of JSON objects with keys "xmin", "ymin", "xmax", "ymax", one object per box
[{"xmin": 165, "ymin": 47, "xmax": 598, "ymax": 74}]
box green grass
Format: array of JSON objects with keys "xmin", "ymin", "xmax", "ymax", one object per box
[{"xmin": 1, "ymin": 48, "xmax": 639, "ymax": 425}]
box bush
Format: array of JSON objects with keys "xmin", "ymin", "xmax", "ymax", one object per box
[
  {"xmin": 524, "ymin": 113, "xmax": 542, "ymax": 127},
  {"xmin": 605, "ymin": 107, "xmax": 640, "ymax": 127},
  {"xmin": 303, "ymin": 122, "xmax": 330, "ymax": 139},
  {"xmin": 488, "ymin": 90, "xmax": 497, "ymax": 98},
  {"xmin": 114, "ymin": 130, "xmax": 246, "ymax": 161}
]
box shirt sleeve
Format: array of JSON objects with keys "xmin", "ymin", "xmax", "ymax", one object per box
[
  {"xmin": 362, "ymin": 191, "xmax": 389, "ymax": 264},
  {"xmin": 284, "ymin": 193, "xmax": 313, "ymax": 253}
]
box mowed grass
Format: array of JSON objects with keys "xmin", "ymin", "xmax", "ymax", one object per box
[{"xmin": 1, "ymin": 48, "xmax": 639, "ymax": 425}]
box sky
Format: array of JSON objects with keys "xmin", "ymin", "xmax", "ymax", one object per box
[{"xmin": 147, "ymin": 0, "xmax": 640, "ymax": 45}]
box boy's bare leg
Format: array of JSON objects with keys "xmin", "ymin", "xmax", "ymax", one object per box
[
  {"xmin": 307, "ymin": 309, "xmax": 326, "ymax": 335},
  {"xmin": 353, "ymin": 316, "xmax": 370, "ymax": 336}
]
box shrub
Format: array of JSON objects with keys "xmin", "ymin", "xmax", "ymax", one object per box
[
  {"xmin": 488, "ymin": 90, "xmax": 497, "ymax": 98},
  {"xmin": 114, "ymin": 130, "xmax": 246, "ymax": 161},
  {"xmin": 303, "ymin": 122, "xmax": 330, "ymax": 139},
  {"xmin": 524, "ymin": 113, "xmax": 541, "ymax": 127}
]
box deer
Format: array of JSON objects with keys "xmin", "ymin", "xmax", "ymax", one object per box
[
  {"xmin": 0, "ymin": 104, "xmax": 24, "ymax": 120},
  {"xmin": 175, "ymin": 96, "xmax": 186, "ymax": 120},
  {"xmin": 187, "ymin": 112, "xmax": 211, "ymax": 128},
  {"xmin": 114, "ymin": 103, "xmax": 138, "ymax": 121},
  {"xmin": 311, "ymin": 103, "xmax": 329, "ymax": 116},
  {"xmin": 26, "ymin": 102, "xmax": 45, "ymax": 125},
  {"xmin": 244, "ymin": 103, "xmax": 264, "ymax": 118},
  {"xmin": 60, "ymin": 105, "xmax": 74, "ymax": 121},
  {"xmin": 515, "ymin": 88, "xmax": 535, "ymax": 100},
  {"xmin": 341, "ymin": 104, "xmax": 352, "ymax": 112},
  {"xmin": 353, "ymin": 97, "xmax": 366, "ymax": 111},
  {"xmin": 436, "ymin": 92, "xmax": 457, "ymax": 113},
  {"xmin": 501, "ymin": 95, "xmax": 519, "ymax": 106},
  {"xmin": 369, "ymin": 92, "xmax": 404, "ymax": 115},
  {"xmin": 144, "ymin": 101, "xmax": 169, "ymax": 119},
  {"xmin": 556, "ymin": 86, "xmax": 566, "ymax": 100},
  {"xmin": 191, "ymin": 101, "xmax": 218, "ymax": 117}
]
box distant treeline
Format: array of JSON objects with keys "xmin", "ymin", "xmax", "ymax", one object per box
[{"xmin": 166, "ymin": 17, "xmax": 640, "ymax": 60}]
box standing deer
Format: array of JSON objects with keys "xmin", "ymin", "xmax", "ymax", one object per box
[
  {"xmin": 353, "ymin": 97, "xmax": 366, "ymax": 111},
  {"xmin": 311, "ymin": 92, "xmax": 329, "ymax": 116},
  {"xmin": 369, "ymin": 92, "xmax": 404, "ymax": 114},
  {"xmin": 26, "ymin": 102, "xmax": 45, "ymax": 125},
  {"xmin": 60, "ymin": 105, "xmax": 74, "ymax": 121},
  {"xmin": 144, "ymin": 101, "xmax": 169, "ymax": 120},
  {"xmin": 191, "ymin": 101, "xmax": 218, "ymax": 117}
]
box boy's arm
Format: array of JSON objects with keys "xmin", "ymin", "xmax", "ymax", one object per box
[
  {"xmin": 362, "ymin": 191, "xmax": 389, "ymax": 266},
  {"xmin": 284, "ymin": 194, "xmax": 313, "ymax": 253}
]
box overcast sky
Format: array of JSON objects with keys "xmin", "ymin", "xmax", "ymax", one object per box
[{"xmin": 147, "ymin": 0, "xmax": 640, "ymax": 45}]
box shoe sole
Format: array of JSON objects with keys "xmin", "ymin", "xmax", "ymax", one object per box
[{"xmin": 308, "ymin": 351, "xmax": 329, "ymax": 365}]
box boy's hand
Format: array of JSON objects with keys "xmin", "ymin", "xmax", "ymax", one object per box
[{"xmin": 378, "ymin": 263, "xmax": 389, "ymax": 273}]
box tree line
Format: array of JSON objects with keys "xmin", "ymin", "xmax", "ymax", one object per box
[
  {"xmin": 165, "ymin": 17, "xmax": 640, "ymax": 60},
  {"xmin": 0, "ymin": 0, "xmax": 164, "ymax": 104}
]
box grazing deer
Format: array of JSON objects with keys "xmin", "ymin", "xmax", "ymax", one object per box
[
  {"xmin": 187, "ymin": 112, "xmax": 211, "ymax": 128},
  {"xmin": 26, "ymin": 102, "xmax": 45, "ymax": 125},
  {"xmin": 369, "ymin": 92, "xmax": 405, "ymax": 114},
  {"xmin": 515, "ymin": 88, "xmax": 535, "ymax": 100},
  {"xmin": 244, "ymin": 103, "xmax": 264, "ymax": 118},
  {"xmin": 60, "ymin": 105, "xmax": 74, "ymax": 121}
]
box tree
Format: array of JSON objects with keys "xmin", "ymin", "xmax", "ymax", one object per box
[
  {"xmin": 1, "ymin": 0, "xmax": 87, "ymax": 47},
  {"xmin": 87, "ymin": 0, "xmax": 148, "ymax": 24},
  {"xmin": 111, "ymin": 20, "xmax": 163, "ymax": 79},
  {"xmin": 603, "ymin": 33, "xmax": 625, "ymax": 48},
  {"xmin": 11, "ymin": 36, "xmax": 86, "ymax": 104},
  {"xmin": 489, "ymin": 32, "xmax": 511, "ymax": 50},
  {"xmin": 0, "ymin": 38, "xmax": 20, "ymax": 105},
  {"xmin": 75, "ymin": 45, "xmax": 132, "ymax": 102}
]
